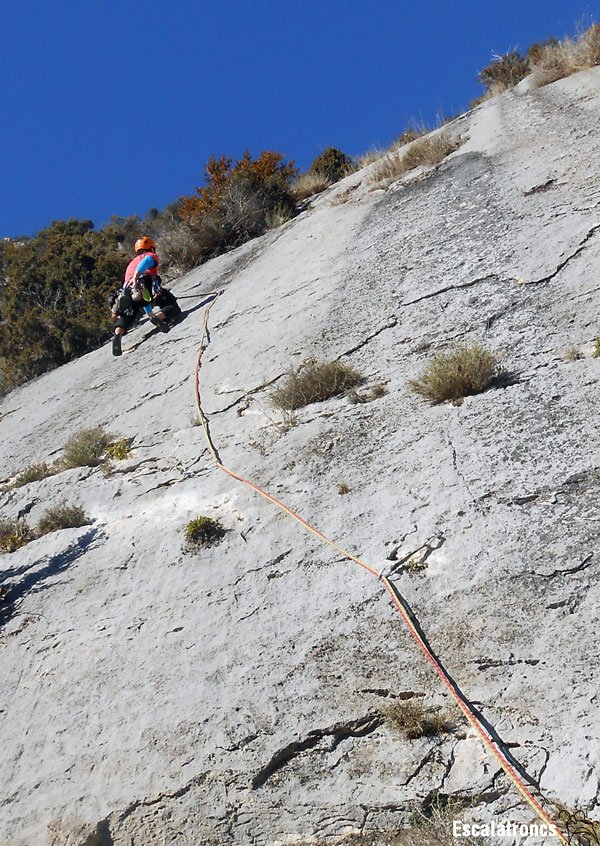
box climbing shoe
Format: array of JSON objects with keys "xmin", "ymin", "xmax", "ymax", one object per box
[
  {"xmin": 149, "ymin": 316, "xmax": 170, "ymax": 333},
  {"xmin": 112, "ymin": 335, "xmax": 122, "ymax": 356}
]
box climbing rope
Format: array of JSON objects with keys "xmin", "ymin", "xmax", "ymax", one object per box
[{"xmin": 193, "ymin": 290, "xmax": 569, "ymax": 844}]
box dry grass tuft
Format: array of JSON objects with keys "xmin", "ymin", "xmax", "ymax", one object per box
[
  {"xmin": 385, "ymin": 700, "xmax": 453, "ymax": 740},
  {"xmin": 390, "ymin": 123, "xmax": 427, "ymax": 150},
  {"xmin": 357, "ymin": 147, "xmax": 387, "ymax": 168},
  {"xmin": 36, "ymin": 504, "xmax": 90, "ymax": 537},
  {"xmin": 272, "ymin": 359, "xmax": 364, "ymax": 411},
  {"xmin": 292, "ymin": 172, "xmax": 331, "ymax": 201},
  {"xmin": 369, "ymin": 131, "xmax": 458, "ymax": 187},
  {"xmin": 410, "ymin": 344, "xmax": 501, "ymax": 404},
  {"xmin": 530, "ymin": 24, "xmax": 600, "ymax": 87},
  {"xmin": 337, "ymin": 482, "xmax": 350, "ymax": 495}
]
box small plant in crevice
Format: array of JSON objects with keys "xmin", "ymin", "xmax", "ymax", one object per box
[
  {"xmin": 348, "ymin": 382, "xmax": 388, "ymax": 404},
  {"xmin": 593, "ymin": 338, "xmax": 600, "ymax": 358},
  {"xmin": 330, "ymin": 186, "xmax": 358, "ymax": 206},
  {"xmin": 271, "ymin": 358, "xmax": 364, "ymax": 411},
  {"xmin": 563, "ymin": 346, "xmax": 583, "ymax": 362},
  {"xmin": 105, "ymin": 438, "xmax": 133, "ymax": 461},
  {"xmin": 550, "ymin": 801, "xmax": 600, "ymax": 846},
  {"xmin": 36, "ymin": 504, "xmax": 90, "ymax": 537},
  {"xmin": 60, "ymin": 427, "xmax": 115, "ymax": 470},
  {"xmin": 337, "ymin": 482, "xmax": 350, "ymax": 495},
  {"xmin": 384, "ymin": 699, "xmax": 453, "ymax": 740},
  {"xmin": 0, "ymin": 517, "xmax": 32, "ymax": 553},
  {"xmin": 404, "ymin": 792, "xmax": 483, "ymax": 846},
  {"xmin": 184, "ymin": 516, "xmax": 226, "ymax": 549},
  {"xmin": 13, "ymin": 462, "xmax": 53, "ymax": 488},
  {"xmin": 409, "ymin": 344, "xmax": 502, "ymax": 404}
]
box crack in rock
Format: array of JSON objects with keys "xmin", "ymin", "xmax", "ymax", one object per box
[
  {"xmin": 117, "ymin": 773, "xmax": 209, "ymax": 823},
  {"xmin": 474, "ymin": 656, "xmax": 540, "ymax": 671},
  {"xmin": 251, "ymin": 712, "xmax": 384, "ymax": 789},
  {"xmin": 403, "ymin": 740, "xmax": 446, "ymax": 786},
  {"xmin": 535, "ymin": 551, "xmax": 595, "ymax": 579},
  {"xmin": 401, "ymin": 274, "xmax": 501, "ymax": 307},
  {"xmin": 338, "ymin": 318, "xmax": 401, "ymax": 357},
  {"xmin": 211, "ymin": 373, "xmax": 286, "ymax": 414},
  {"xmin": 525, "ymin": 223, "xmax": 600, "ymax": 286},
  {"xmin": 232, "ymin": 549, "xmax": 293, "ymax": 587},
  {"xmin": 439, "ymin": 739, "xmax": 457, "ymax": 791},
  {"xmin": 385, "ymin": 534, "xmax": 446, "ymax": 573}
]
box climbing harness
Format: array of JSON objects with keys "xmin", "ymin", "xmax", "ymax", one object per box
[{"xmin": 193, "ymin": 291, "xmax": 569, "ymax": 844}]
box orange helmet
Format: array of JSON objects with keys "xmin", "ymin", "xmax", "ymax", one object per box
[{"xmin": 134, "ymin": 235, "xmax": 156, "ymax": 254}]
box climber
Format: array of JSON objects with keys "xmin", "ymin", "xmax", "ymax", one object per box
[
  {"xmin": 109, "ymin": 236, "xmax": 161, "ymax": 356},
  {"xmin": 124, "ymin": 235, "xmax": 180, "ymax": 331}
]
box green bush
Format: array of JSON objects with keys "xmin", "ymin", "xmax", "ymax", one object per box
[
  {"xmin": 105, "ymin": 438, "xmax": 132, "ymax": 461},
  {"xmin": 61, "ymin": 427, "xmax": 114, "ymax": 469},
  {"xmin": 184, "ymin": 516, "xmax": 226, "ymax": 548},
  {"xmin": 309, "ymin": 147, "xmax": 354, "ymax": 182},
  {"xmin": 0, "ymin": 517, "xmax": 32, "ymax": 553},
  {"xmin": 0, "ymin": 220, "xmax": 128, "ymax": 389},
  {"xmin": 36, "ymin": 503, "xmax": 89, "ymax": 537},
  {"xmin": 272, "ymin": 359, "xmax": 364, "ymax": 411},
  {"xmin": 478, "ymin": 50, "xmax": 530, "ymax": 93},
  {"xmin": 13, "ymin": 462, "xmax": 53, "ymax": 488},
  {"xmin": 409, "ymin": 344, "xmax": 501, "ymax": 404}
]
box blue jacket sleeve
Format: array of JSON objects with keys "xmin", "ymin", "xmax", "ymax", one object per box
[{"xmin": 136, "ymin": 255, "xmax": 158, "ymax": 275}]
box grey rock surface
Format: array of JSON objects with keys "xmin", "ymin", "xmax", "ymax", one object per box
[{"xmin": 2, "ymin": 69, "xmax": 600, "ymax": 845}]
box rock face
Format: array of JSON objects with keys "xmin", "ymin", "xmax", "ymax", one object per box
[{"xmin": 2, "ymin": 69, "xmax": 600, "ymax": 846}]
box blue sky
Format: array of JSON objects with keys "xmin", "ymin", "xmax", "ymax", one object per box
[{"xmin": 1, "ymin": 0, "xmax": 598, "ymax": 237}]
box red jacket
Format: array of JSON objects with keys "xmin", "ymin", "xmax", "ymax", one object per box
[{"xmin": 124, "ymin": 251, "xmax": 160, "ymax": 285}]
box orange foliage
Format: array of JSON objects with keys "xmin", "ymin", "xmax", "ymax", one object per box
[{"xmin": 180, "ymin": 150, "xmax": 297, "ymax": 223}]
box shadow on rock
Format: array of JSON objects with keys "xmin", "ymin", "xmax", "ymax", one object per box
[
  {"xmin": 490, "ymin": 370, "xmax": 521, "ymax": 390},
  {"xmin": 0, "ymin": 527, "xmax": 99, "ymax": 627}
]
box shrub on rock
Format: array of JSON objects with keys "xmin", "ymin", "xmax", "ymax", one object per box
[
  {"xmin": 409, "ymin": 344, "xmax": 501, "ymax": 404},
  {"xmin": 184, "ymin": 516, "xmax": 226, "ymax": 548},
  {"xmin": 309, "ymin": 147, "xmax": 354, "ymax": 183},
  {"xmin": 36, "ymin": 504, "xmax": 90, "ymax": 537},
  {"xmin": 61, "ymin": 427, "xmax": 114, "ymax": 469},
  {"xmin": 272, "ymin": 359, "xmax": 364, "ymax": 411}
]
